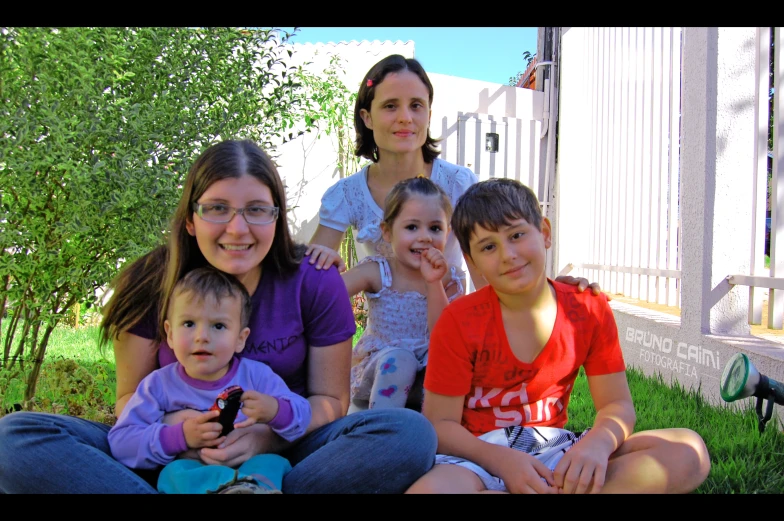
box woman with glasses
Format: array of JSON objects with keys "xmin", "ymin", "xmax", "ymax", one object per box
[{"xmin": 0, "ymin": 139, "xmax": 437, "ymax": 494}]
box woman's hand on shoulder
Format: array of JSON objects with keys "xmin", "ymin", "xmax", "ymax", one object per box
[
  {"xmin": 554, "ymin": 275, "xmax": 604, "ymax": 297},
  {"xmin": 307, "ymin": 225, "xmax": 347, "ymax": 271},
  {"xmin": 305, "ymin": 244, "xmax": 346, "ymax": 273}
]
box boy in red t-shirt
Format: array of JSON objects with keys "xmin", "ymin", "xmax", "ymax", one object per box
[{"xmin": 407, "ymin": 178, "xmax": 711, "ymax": 494}]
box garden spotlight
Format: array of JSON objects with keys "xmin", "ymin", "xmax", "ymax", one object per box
[{"xmin": 720, "ymin": 353, "xmax": 784, "ymax": 433}]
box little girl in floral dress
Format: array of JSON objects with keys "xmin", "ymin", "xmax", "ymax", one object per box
[{"xmin": 341, "ymin": 176, "xmax": 463, "ymax": 410}]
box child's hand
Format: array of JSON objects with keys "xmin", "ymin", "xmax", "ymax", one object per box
[
  {"xmin": 552, "ymin": 440, "xmax": 611, "ymax": 494},
  {"xmin": 233, "ymin": 390, "xmax": 279, "ymax": 428},
  {"xmin": 497, "ymin": 449, "xmax": 560, "ymax": 494},
  {"xmin": 420, "ymin": 247, "xmax": 448, "ymax": 284},
  {"xmin": 182, "ymin": 410, "xmax": 225, "ymax": 449},
  {"xmin": 305, "ymin": 244, "xmax": 346, "ymax": 272}
]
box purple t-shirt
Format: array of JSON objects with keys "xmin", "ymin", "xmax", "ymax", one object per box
[{"xmin": 129, "ymin": 260, "xmax": 356, "ymax": 396}]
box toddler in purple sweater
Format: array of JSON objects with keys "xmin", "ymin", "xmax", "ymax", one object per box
[{"xmin": 108, "ymin": 267, "xmax": 311, "ymax": 494}]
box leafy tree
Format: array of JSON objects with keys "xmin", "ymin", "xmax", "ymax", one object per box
[
  {"xmin": 0, "ymin": 27, "xmax": 320, "ymax": 406},
  {"xmin": 297, "ymin": 55, "xmax": 368, "ymax": 327},
  {"xmin": 508, "ymin": 50, "xmax": 536, "ymax": 87},
  {"xmin": 298, "ymin": 55, "xmax": 363, "ymax": 268}
]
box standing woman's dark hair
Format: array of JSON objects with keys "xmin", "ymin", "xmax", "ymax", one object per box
[{"xmin": 354, "ymin": 54, "xmax": 441, "ymax": 163}]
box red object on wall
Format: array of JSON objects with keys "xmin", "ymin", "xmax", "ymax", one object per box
[{"xmin": 516, "ymin": 57, "xmax": 538, "ymax": 90}]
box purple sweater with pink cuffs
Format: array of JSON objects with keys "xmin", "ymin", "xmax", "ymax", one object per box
[{"xmin": 108, "ymin": 356, "xmax": 311, "ymax": 469}]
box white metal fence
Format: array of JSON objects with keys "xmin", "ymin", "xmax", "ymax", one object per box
[
  {"xmin": 556, "ymin": 27, "xmax": 783, "ymax": 330},
  {"xmin": 734, "ymin": 27, "xmax": 784, "ymax": 329}
]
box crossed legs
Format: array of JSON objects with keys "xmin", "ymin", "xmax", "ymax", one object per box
[{"xmin": 406, "ymin": 427, "xmax": 710, "ymax": 494}]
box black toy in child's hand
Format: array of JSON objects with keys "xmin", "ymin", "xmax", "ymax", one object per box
[{"xmin": 209, "ymin": 385, "xmax": 244, "ymax": 437}]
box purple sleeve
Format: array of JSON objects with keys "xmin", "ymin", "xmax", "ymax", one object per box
[
  {"xmin": 107, "ymin": 372, "xmax": 179, "ymax": 469},
  {"xmin": 267, "ymin": 396, "xmax": 293, "ymax": 430},
  {"xmin": 301, "ymin": 263, "xmax": 356, "ymax": 347},
  {"xmin": 160, "ymin": 423, "xmax": 188, "ymax": 455}
]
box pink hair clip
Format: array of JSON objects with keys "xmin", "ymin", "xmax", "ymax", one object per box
[{"xmin": 366, "ymin": 79, "xmax": 373, "ymax": 87}]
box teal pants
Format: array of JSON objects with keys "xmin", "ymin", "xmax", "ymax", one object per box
[{"xmin": 157, "ymin": 453, "xmax": 292, "ymax": 494}]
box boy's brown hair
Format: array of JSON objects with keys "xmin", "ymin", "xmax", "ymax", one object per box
[
  {"xmin": 169, "ymin": 266, "xmax": 252, "ymax": 329},
  {"xmin": 451, "ymin": 178, "xmax": 543, "ymax": 259}
]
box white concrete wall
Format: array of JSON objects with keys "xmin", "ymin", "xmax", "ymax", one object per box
[{"xmin": 612, "ymin": 300, "xmax": 784, "ymax": 428}]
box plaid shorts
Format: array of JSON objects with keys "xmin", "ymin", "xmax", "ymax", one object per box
[{"xmin": 434, "ymin": 426, "xmax": 590, "ymax": 492}]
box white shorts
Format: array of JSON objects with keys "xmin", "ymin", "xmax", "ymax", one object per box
[{"xmin": 434, "ymin": 426, "xmax": 590, "ymax": 492}]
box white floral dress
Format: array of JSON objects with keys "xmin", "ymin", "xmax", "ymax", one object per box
[
  {"xmin": 350, "ymin": 256, "xmax": 464, "ymax": 401},
  {"xmin": 318, "ymin": 158, "xmax": 478, "ymax": 286}
]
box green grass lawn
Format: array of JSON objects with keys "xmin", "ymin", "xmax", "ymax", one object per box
[
  {"xmin": 2, "ymin": 322, "xmax": 783, "ymax": 493},
  {"xmin": 0, "ymin": 324, "xmax": 117, "ymax": 424}
]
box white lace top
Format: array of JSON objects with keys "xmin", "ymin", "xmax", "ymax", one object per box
[
  {"xmin": 349, "ymin": 255, "xmax": 464, "ymax": 399},
  {"xmin": 318, "ymin": 158, "xmax": 478, "ymax": 280}
]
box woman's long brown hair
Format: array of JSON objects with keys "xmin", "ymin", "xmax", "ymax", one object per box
[
  {"xmin": 100, "ymin": 140, "xmax": 305, "ymax": 349},
  {"xmin": 99, "ymin": 244, "xmax": 168, "ymax": 351}
]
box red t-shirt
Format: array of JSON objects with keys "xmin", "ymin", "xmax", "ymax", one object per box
[{"xmin": 424, "ymin": 280, "xmax": 626, "ymax": 436}]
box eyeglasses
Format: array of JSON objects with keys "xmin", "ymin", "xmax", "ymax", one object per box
[{"xmin": 192, "ymin": 202, "xmax": 279, "ymax": 225}]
